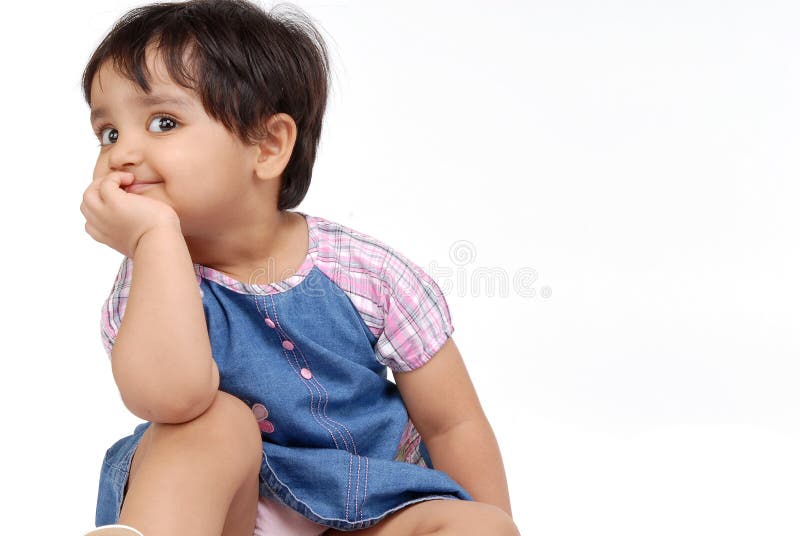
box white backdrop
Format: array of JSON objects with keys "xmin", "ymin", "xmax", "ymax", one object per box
[{"xmin": 1, "ymin": 1, "xmax": 799, "ymax": 534}]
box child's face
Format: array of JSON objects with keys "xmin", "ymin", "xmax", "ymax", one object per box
[{"xmin": 89, "ymin": 47, "xmax": 264, "ymax": 236}]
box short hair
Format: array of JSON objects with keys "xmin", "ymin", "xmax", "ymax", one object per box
[{"xmin": 81, "ymin": 0, "xmax": 331, "ymax": 210}]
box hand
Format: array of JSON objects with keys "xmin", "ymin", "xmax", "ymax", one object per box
[{"xmin": 80, "ymin": 171, "xmax": 180, "ymax": 258}]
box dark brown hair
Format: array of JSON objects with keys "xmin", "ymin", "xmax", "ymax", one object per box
[{"xmin": 81, "ymin": 0, "xmax": 331, "ymax": 210}]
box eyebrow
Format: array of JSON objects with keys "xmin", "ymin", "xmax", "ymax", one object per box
[{"xmin": 90, "ymin": 94, "xmax": 192, "ymax": 123}]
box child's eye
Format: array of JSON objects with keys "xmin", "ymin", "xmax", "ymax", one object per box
[
  {"xmin": 94, "ymin": 126, "xmax": 117, "ymax": 146},
  {"xmin": 148, "ymin": 114, "xmax": 179, "ymax": 134},
  {"xmin": 94, "ymin": 113, "xmax": 180, "ymax": 147}
]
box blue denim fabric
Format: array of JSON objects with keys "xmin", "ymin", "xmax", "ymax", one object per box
[
  {"xmin": 95, "ymin": 422, "xmax": 150, "ymax": 527},
  {"xmin": 95, "ymin": 266, "xmax": 472, "ymax": 530}
]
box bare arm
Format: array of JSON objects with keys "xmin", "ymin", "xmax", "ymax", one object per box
[
  {"xmin": 111, "ymin": 222, "xmax": 220, "ymax": 424},
  {"xmin": 394, "ymin": 337, "xmax": 514, "ymax": 517},
  {"xmin": 423, "ymin": 418, "xmax": 513, "ymax": 516}
]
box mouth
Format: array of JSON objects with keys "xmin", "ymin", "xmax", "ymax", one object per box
[{"xmin": 124, "ymin": 181, "xmax": 163, "ymax": 193}]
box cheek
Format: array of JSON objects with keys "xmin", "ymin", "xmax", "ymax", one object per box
[
  {"xmin": 156, "ymin": 140, "xmax": 252, "ymax": 210},
  {"xmin": 164, "ymin": 149, "xmax": 228, "ymax": 188},
  {"xmin": 163, "ymin": 173, "xmax": 237, "ymax": 215},
  {"xmin": 92, "ymin": 160, "xmax": 104, "ymax": 182}
]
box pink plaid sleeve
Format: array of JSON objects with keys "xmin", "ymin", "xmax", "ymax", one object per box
[
  {"xmin": 309, "ymin": 215, "xmax": 455, "ymax": 373},
  {"xmin": 100, "ymin": 256, "xmax": 133, "ymax": 360},
  {"xmin": 375, "ymin": 246, "xmax": 455, "ymax": 373},
  {"xmin": 99, "ymin": 256, "xmax": 206, "ymax": 359}
]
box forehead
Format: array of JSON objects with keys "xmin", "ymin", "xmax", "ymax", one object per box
[{"xmin": 89, "ymin": 47, "xmax": 199, "ymax": 121}]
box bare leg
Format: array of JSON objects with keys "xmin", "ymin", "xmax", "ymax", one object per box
[
  {"xmin": 118, "ymin": 390, "xmax": 264, "ymax": 536},
  {"xmin": 323, "ymin": 499, "xmax": 520, "ymax": 536}
]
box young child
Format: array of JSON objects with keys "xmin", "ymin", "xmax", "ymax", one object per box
[{"xmin": 80, "ymin": 1, "xmax": 518, "ymax": 535}]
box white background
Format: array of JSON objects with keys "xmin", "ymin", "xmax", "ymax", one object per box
[{"xmin": 1, "ymin": 0, "xmax": 799, "ymax": 534}]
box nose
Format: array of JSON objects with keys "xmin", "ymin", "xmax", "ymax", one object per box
[{"xmin": 106, "ymin": 130, "xmax": 146, "ymax": 171}]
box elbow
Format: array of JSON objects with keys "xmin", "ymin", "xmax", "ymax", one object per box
[
  {"xmin": 120, "ymin": 384, "xmax": 217, "ymax": 424},
  {"xmin": 161, "ymin": 387, "xmax": 220, "ymax": 424},
  {"xmin": 166, "ymin": 360, "xmax": 221, "ymax": 423},
  {"xmin": 115, "ymin": 358, "xmax": 221, "ymax": 424}
]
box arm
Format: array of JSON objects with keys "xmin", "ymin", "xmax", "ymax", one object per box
[
  {"xmin": 393, "ymin": 337, "xmax": 513, "ymax": 517},
  {"xmin": 111, "ymin": 222, "xmax": 219, "ymax": 424}
]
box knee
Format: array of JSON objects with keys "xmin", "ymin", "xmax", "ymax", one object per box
[
  {"xmin": 202, "ymin": 390, "xmax": 258, "ymax": 429},
  {"xmin": 449, "ymin": 502, "xmax": 520, "ymax": 536},
  {"xmin": 152, "ymin": 390, "xmax": 263, "ymax": 470},
  {"xmin": 487, "ymin": 507, "xmax": 520, "ymax": 536},
  {"xmin": 202, "ymin": 391, "xmax": 264, "ymax": 466}
]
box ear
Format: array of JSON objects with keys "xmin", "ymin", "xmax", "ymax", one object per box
[{"xmin": 253, "ymin": 113, "xmax": 298, "ymax": 182}]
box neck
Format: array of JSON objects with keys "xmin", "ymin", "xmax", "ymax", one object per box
[{"xmin": 184, "ymin": 210, "xmax": 293, "ymax": 278}]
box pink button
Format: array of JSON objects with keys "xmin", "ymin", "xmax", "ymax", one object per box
[
  {"xmin": 252, "ymin": 403, "xmax": 269, "ymax": 420},
  {"xmin": 282, "ymin": 340, "xmax": 294, "ymax": 351},
  {"xmin": 259, "ymin": 420, "xmax": 275, "ymax": 434},
  {"xmin": 264, "ymin": 317, "xmax": 275, "ymax": 328},
  {"xmin": 301, "ymin": 368, "xmax": 313, "ymax": 380}
]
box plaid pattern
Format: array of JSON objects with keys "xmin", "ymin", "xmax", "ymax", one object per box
[
  {"xmin": 393, "ymin": 418, "xmax": 430, "ymax": 468},
  {"xmin": 100, "ymin": 212, "xmax": 454, "ymax": 372},
  {"xmin": 100, "ymin": 256, "xmax": 132, "ymax": 359}
]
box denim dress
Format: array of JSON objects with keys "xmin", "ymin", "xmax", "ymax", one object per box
[{"xmin": 94, "ymin": 211, "xmax": 473, "ymax": 532}]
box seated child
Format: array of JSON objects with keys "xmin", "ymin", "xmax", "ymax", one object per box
[{"xmin": 80, "ymin": 1, "xmax": 518, "ymax": 534}]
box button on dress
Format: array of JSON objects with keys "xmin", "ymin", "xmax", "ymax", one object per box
[{"xmin": 94, "ymin": 211, "xmax": 473, "ymax": 532}]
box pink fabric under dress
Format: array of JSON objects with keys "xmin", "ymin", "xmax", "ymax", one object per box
[{"xmin": 255, "ymin": 495, "xmax": 328, "ymax": 535}]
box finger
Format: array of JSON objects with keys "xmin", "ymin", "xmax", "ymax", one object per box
[
  {"xmin": 99, "ymin": 172, "xmax": 134, "ymax": 203},
  {"xmin": 97, "ymin": 173, "xmax": 121, "ymax": 203},
  {"xmin": 80, "ymin": 197, "xmax": 100, "ymax": 223},
  {"xmin": 82, "ymin": 187, "xmax": 101, "ymax": 214},
  {"xmin": 83, "ymin": 179, "xmax": 99, "ymax": 197}
]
